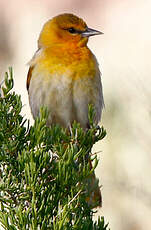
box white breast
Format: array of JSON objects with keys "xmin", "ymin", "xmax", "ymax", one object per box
[{"xmin": 28, "ymin": 67, "xmax": 103, "ymax": 129}]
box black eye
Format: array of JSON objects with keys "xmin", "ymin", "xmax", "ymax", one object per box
[{"xmin": 68, "ymin": 27, "xmax": 76, "ymax": 34}]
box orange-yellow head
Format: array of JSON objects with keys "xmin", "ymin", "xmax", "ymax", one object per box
[{"xmin": 38, "ymin": 13, "xmax": 103, "ymax": 48}]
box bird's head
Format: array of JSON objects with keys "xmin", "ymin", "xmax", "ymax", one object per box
[{"xmin": 38, "ymin": 13, "xmax": 103, "ymax": 48}]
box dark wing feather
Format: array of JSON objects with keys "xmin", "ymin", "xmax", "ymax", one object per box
[{"xmin": 26, "ymin": 66, "xmax": 34, "ymax": 91}]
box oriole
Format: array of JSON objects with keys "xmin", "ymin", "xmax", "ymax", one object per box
[{"xmin": 27, "ymin": 13, "xmax": 104, "ymax": 207}]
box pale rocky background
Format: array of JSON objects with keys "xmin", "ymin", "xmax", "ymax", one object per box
[{"xmin": 0, "ymin": 0, "xmax": 151, "ymax": 229}]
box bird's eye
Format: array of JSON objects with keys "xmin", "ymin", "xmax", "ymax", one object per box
[{"xmin": 68, "ymin": 27, "xmax": 76, "ymax": 34}]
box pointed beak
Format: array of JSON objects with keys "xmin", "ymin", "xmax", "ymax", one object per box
[{"xmin": 81, "ymin": 27, "xmax": 104, "ymax": 37}]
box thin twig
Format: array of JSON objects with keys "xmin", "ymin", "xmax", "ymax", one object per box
[
  {"xmin": 67, "ymin": 189, "xmax": 82, "ymax": 207},
  {"xmin": 54, "ymin": 189, "xmax": 82, "ymax": 220}
]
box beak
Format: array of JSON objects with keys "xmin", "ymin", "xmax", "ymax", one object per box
[{"xmin": 81, "ymin": 27, "xmax": 104, "ymax": 37}]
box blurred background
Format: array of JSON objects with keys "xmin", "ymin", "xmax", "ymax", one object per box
[{"xmin": 0, "ymin": 0, "xmax": 151, "ymax": 229}]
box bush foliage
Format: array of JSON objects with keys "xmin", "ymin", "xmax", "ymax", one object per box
[{"xmin": 0, "ymin": 68, "xmax": 109, "ymax": 230}]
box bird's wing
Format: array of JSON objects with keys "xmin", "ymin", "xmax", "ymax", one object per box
[
  {"xmin": 27, "ymin": 48, "xmax": 42, "ymax": 91},
  {"xmin": 26, "ymin": 65, "xmax": 34, "ymax": 91}
]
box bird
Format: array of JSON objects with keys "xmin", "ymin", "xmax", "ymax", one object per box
[{"xmin": 27, "ymin": 13, "xmax": 104, "ymax": 207}]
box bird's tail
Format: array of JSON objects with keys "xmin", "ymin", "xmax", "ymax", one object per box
[{"xmin": 85, "ymin": 159, "xmax": 102, "ymax": 208}]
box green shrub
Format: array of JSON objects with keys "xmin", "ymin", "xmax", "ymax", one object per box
[{"xmin": 0, "ymin": 68, "xmax": 109, "ymax": 230}]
